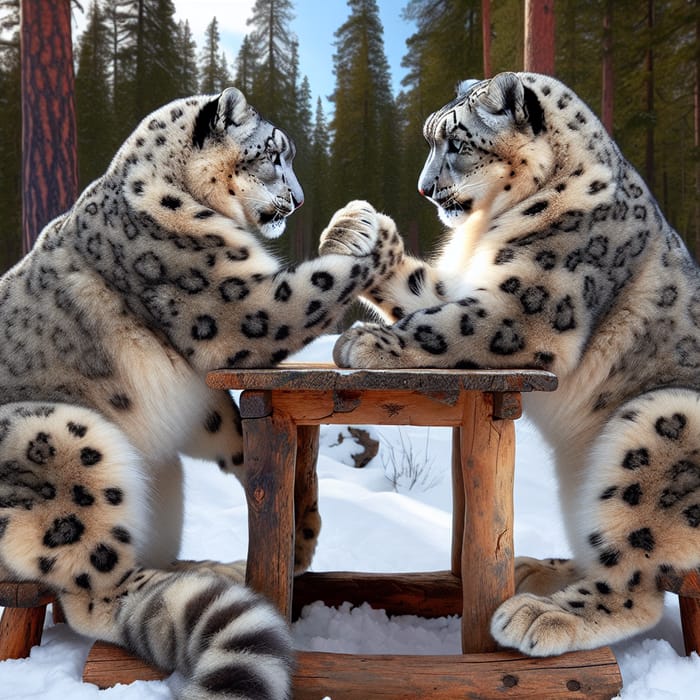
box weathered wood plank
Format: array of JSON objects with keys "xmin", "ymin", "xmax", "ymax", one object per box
[
  {"xmin": 83, "ymin": 643, "xmax": 622, "ymax": 698},
  {"xmin": 83, "ymin": 641, "xmax": 167, "ymax": 687},
  {"xmin": 270, "ymin": 388, "xmax": 469, "ymax": 425},
  {"xmin": 459, "ymin": 392, "xmax": 515, "ymax": 653},
  {"xmin": 0, "ymin": 606, "xmax": 47, "ymax": 660},
  {"xmin": 293, "ymin": 647, "xmax": 622, "ymax": 699},
  {"xmin": 451, "ymin": 426, "xmax": 465, "ymax": 577},
  {"xmin": 243, "ymin": 411, "xmax": 296, "ymax": 618},
  {"xmin": 678, "ymin": 595, "xmax": 700, "ymax": 655},
  {"xmin": 0, "ymin": 581, "xmax": 55, "ymax": 608},
  {"xmin": 292, "ymin": 571, "xmax": 463, "ymax": 620},
  {"xmin": 207, "ymin": 364, "xmax": 558, "ymax": 394}
]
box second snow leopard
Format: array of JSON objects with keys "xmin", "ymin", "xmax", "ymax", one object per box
[{"xmin": 329, "ymin": 71, "xmax": 700, "ymax": 656}]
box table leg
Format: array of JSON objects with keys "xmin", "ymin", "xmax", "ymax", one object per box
[
  {"xmin": 459, "ymin": 391, "xmax": 515, "ymax": 653},
  {"xmin": 242, "ymin": 410, "xmax": 297, "ymax": 619},
  {"xmin": 679, "ymin": 594, "xmax": 700, "ymax": 655},
  {"xmin": 0, "ymin": 606, "xmax": 46, "ymax": 660},
  {"xmin": 451, "ymin": 426, "xmax": 465, "ymax": 577},
  {"xmin": 294, "ymin": 425, "xmax": 321, "ymax": 573}
]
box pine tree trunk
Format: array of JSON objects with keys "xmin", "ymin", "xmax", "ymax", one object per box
[
  {"xmin": 20, "ymin": 0, "xmax": 78, "ymax": 253},
  {"xmin": 694, "ymin": 0, "xmax": 700, "ymax": 257},
  {"xmin": 482, "ymin": 0, "xmax": 492, "ymax": 78},
  {"xmin": 601, "ymin": 0, "xmax": 614, "ymax": 135},
  {"xmin": 135, "ymin": 0, "xmax": 146, "ymax": 117},
  {"xmin": 524, "ymin": 0, "xmax": 555, "ymax": 74},
  {"xmin": 644, "ymin": 0, "xmax": 655, "ymax": 189}
]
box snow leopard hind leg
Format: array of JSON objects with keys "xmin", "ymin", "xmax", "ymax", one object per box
[
  {"xmin": 0, "ymin": 401, "xmax": 292, "ymax": 700},
  {"xmin": 492, "ymin": 388, "xmax": 700, "ymax": 656}
]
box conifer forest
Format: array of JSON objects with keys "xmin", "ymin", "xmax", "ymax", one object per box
[{"xmin": 0, "ymin": 0, "xmax": 699, "ymax": 278}]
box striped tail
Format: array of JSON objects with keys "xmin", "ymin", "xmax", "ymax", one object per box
[{"xmin": 114, "ymin": 569, "xmax": 293, "ymax": 699}]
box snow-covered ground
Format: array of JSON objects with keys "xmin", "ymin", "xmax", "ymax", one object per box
[{"xmin": 1, "ymin": 334, "xmax": 700, "ymax": 698}]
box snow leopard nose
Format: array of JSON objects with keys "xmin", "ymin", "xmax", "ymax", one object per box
[
  {"xmin": 418, "ymin": 159, "xmax": 439, "ymax": 201},
  {"xmin": 286, "ymin": 170, "xmax": 304, "ymax": 209},
  {"xmin": 419, "ymin": 182, "xmax": 437, "ymax": 201}
]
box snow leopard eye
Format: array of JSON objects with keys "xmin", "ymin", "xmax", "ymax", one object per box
[
  {"xmin": 264, "ymin": 138, "xmax": 282, "ymax": 165},
  {"xmin": 448, "ymin": 138, "xmax": 469, "ymax": 155}
]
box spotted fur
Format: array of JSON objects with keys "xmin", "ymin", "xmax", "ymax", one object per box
[
  {"xmin": 328, "ymin": 72, "xmax": 700, "ymax": 656},
  {"xmin": 0, "ymin": 87, "xmax": 402, "ymax": 698}
]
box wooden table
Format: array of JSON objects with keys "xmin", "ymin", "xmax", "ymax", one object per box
[
  {"xmin": 81, "ymin": 362, "xmax": 622, "ymax": 698},
  {"xmin": 201, "ymin": 363, "xmax": 622, "ymax": 699}
]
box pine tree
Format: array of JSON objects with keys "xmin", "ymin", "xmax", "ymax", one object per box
[
  {"xmin": 199, "ymin": 17, "xmax": 230, "ymax": 94},
  {"xmin": 145, "ymin": 0, "xmax": 180, "ymax": 104},
  {"xmin": 109, "ymin": 0, "xmax": 180, "ymax": 131},
  {"xmin": 0, "ymin": 0, "xmax": 21, "ymax": 274},
  {"xmin": 329, "ymin": 0, "xmax": 397, "ymax": 214},
  {"xmin": 243, "ymin": 0, "xmax": 320, "ymax": 261},
  {"xmin": 20, "ymin": 0, "xmax": 78, "ymax": 252},
  {"xmin": 308, "ymin": 96, "xmax": 331, "ymax": 235},
  {"xmin": 245, "ymin": 0, "xmax": 297, "ymax": 124},
  {"xmin": 233, "ymin": 34, "xmax": 257, "ymax": 95},
  {"xmin": 75, "ymin": 0, "xmax": 115, "ymax": 188},
  {"xmin": 524, "ymin": 0, "xmax": 555, "ymax": 73},
  {"xmin": 398, "ymin": 0, "xmax": 483, "ymax": 252},
  {"xmin": 283, "ymin": 73, "xmax": 314, "ymax": 261},
  {"xmin": 219, "ymin": 50, "xmax": 231, "ymax": 88},
  {"xmin": 176, "ymin": 19, "xmax": 199, "ymax": 95},
  {"xmin": 554, "ymin": 0, "xmax": 697, "ymax": 249}
]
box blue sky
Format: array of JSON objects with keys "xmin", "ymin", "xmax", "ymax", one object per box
[{"xmin": 172, "ymin": 1, "xmax": 416, "ymax": 113}]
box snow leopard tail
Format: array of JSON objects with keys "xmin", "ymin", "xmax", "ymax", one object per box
[{"xmin": 113, "ymin": 569, "xmax": 293, "ymax": 700}]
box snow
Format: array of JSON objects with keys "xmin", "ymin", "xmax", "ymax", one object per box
[{"xmin": 2, "ymin": 333, "xmax": 700, "ymax": 698}]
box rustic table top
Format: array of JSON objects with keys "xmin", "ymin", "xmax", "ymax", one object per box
[{"xmin": 207, "ymin": 362, "xmax": 558, "ymax": 394}]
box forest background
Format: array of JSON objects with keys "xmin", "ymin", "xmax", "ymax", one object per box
[{"xmin": 0, "ymin": 0, "xmax": 699, "ymax": 282}]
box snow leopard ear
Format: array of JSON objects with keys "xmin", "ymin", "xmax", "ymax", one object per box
[
  {"xmin": 192, "ymin": 96, "xmax": 220, "ymax": 149},
  {"xmin": 478, "ymin": 72, "xmax": 544, "ymax": 135},
  {"xmin": 218, "ymin": 87, "xmax": 250, "ymax": 129},
  {"xmin": 192, "ymin": 88, "xmax": 251, "ymax": 149},
  {"xmin": 456, "ymin": 78, "xmax": 481, "ymax": 98}
]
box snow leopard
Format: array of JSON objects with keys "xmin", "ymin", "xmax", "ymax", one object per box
[
  {"xmin": 0, "ymin": 87, "xmax": 402, "ymax": 698},
  {"xmin": 327, "ymin": 71, "xmax": 700, "ymax": 656}
]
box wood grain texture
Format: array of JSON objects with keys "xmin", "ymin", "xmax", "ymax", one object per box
[
  {"xmin": 20, "ymin": 0, "xmax": 78, "ymax": 251},
  {"xmin": 659, "ymin": 570, "xmax": 700, "ymax": 654},
  {"xmin": 0, "ymin": 581, "xmax": 55, "ymax": 608},
  {"xmin": 451, "ymin": 426, "xmax": 465, "ymax": 577},
  {"xmin": 83, "ymin": 641, "xmax": 167, "ymax": 687},
  {"xmin": 293, "ymin": 647, "xmax": 621, "ymax": 699},
  {"xmin": 271, "ymin": 388, "xmax": 468, "ymax": 426},
  {"xmin": 678, "ymin": 595, "xmax": 700, "ymax": 655},
  {"xmin": 0, "ymin": 606, "xmax": 47, "ymax": 660},
  {"xmin": 208, "ymin": 364, "xmax": 558, "ymax": 394},
  {"xmin": 79, "ymin": 364, "xmax": 623, "ymax": 695},
  {"xmin": 83, "ymin": 642, "xmax": 621, "ymax": 698},
  {"xmin": 459, "ymin": 392, "xmax": 515, "ymax": 653},
  {"xmin": 292, "ymin": 571, "xmax": 463, "ymax": 620},
  {"xmin": 243, "ymin": 410, "xmax": 296, "ymax": 618}
]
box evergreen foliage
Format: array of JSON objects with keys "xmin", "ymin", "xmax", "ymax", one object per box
[
  {"xmin": 1, "ymin": 0, "xmax": 699, "ymax": 275},
  {"xmin": 245, "ymin": 0, "xmax": 297, "ymax": 125},
  {"xmin": 199, "ymin": 17, "xmax": 230, "ymax": 93},
  {"xmin": 399, "ymin": 0, "xmax": 484, "ymax": 252},
  {"xmin": 177, "ymin": 20, "xmax": 199, "ymax": 95},
  {"xmin": 75, "ymin": 1, "xmax": 115, "ymax": 187},
  {"xmin": 329, "ymin": 0, "xmax": 397, "ymax": 216},
  {"xmin": 233, "ymin": 35, "xmax": 257, "ymax": 96}
]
